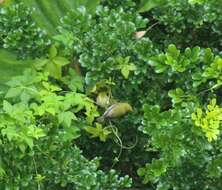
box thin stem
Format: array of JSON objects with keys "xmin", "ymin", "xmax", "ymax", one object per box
[{"xmin": 33, "ymin": 156, "xmax": 41, "ymax": 190}]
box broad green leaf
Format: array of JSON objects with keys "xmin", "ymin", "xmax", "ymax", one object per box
[
  {"xmin": 49, "ymin": 45, "xmax": 58, "ymax": 59},
  {"xmin": 59, "ymin": 126, "xmax": 80, "ymax": 142},
  {"xmin": 5, "ymin": 87, "xmax": 22, "ymax": 98},
  {"xmin": 23, "ymin": 136, "xmax": 34, "ymax": 149},
  {"xmin": 203, "ymin": 48, "xmax": 214, "ymax": 63},
  {"xmin": 3, "ymin": 100, "xmax": 13, "ymax": 113},
  {"xmin": 53, "ymin": 56, "xmax": 69, "ymax": 66},
  {"xmin": 42, "ymin": 56, "xmax": 69, "ymax": 79},
  {"xmin": 22, "ymin": 0, "xmax": 101, "ymax": 35},
  {"xmin": 1, "ymin": 125, "xmax": 18, "ymax": 141},
  {"xmin": 0, "ymin": 49, "xmax": 32, "ymax": 90},
  {"xmin": 139, "ymin": 0, "xmax": 167, "ymax": 13},
  {"xmin": 45, "ymin": 62, "xmax": 61, "ymax": 79},
  {"xmin": 62, "ymin": 69, "xmax": 83, "ymax": 92},
  {"xmin": 191, "ymin": 46, "xmax": 200, "ymax": 62},
  {"xmin": 84, "ymin": 0, "xmax": 101, "ymax": 12},
  {"xmin": 58, "ymin": 111, "xmax": 77, "ymax": 128},
  {"xmin": 168, "ymin": 88, "xmax": 185, "ymax": 104}
]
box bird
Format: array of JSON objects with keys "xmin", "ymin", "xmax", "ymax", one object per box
[
  {"xmin": 96, "ymin": 103, "xmax": 133, "ymax": 123},
  {"xmin": 96, "ymin": 92, "xmax": 110, "ymax": 108}
]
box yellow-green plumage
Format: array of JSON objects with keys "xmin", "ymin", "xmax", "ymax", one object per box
[
  {"xmin": 96, "ymin": 92, "xmax": 110, "ymax": 108},
  {"xmin": 97, "ymin": 103, "xmax": 133, "ymax": 123}
]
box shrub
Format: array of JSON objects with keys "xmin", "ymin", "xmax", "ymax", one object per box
[
  {"xmin": 0, "ymin": 3, "xmax": 50, "ymax": 58},
  {"xmin": 0, "ymin": 61, "xmax": 131, "ymax": 189},
  {"xmin": 1, "ymin": 0, "xmax": 222, "ymax": 189}
]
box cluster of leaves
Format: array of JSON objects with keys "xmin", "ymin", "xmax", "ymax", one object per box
[
  {"xmin": 148, "ymin": 0, "xmax": 222, "ymax": 50},
  {"xmin": 0, "ymin": 61, "xmax": 131, "ymax": 189},
  {"xmin": 0, "ymin": 1, "xmax": 133, "ymax": 189},
  {"xmin": 137, "ymin": 44, "xmax": 222, "ymax": 189},
  {"xmin": 192, "ymin": 98, "xmax": 222, "ymax": 142},
  {"xmin": 0, "ymin": 3, "xmax": 51, "ymax": 58},
  {"xmin": 138, "ymin": 103, "xmax": 222, "ymax": 189},
  {"xmin": 61, "ymin": 5, "xmax": 150, "ymax": 84}
]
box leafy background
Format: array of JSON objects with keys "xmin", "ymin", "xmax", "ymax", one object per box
[{"xmin": 1, "ymin": 0, "xmax": 222, "ymax": 189}]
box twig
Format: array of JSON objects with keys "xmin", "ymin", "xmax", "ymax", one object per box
[{"xmin": 32, "ymin": 157, "xmax": 41, "ymax": 190}]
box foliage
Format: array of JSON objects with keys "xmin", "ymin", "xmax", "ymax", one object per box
[
  {"xmin": 137, "ymin": 44, "xmax": 222, "ymax": 189},
  {"xmin": 140, "ymin": 0, "xmax": 222, "ymax": 51},
  {"xmin": 138, "ymin": 0, "xmax": 167, "ymax": 12},
  {"xmin": 192, "ymin": 98, "xmax": 222, "ymax": 142},
  {"xmin": 0, "ymin": 58, "xmax": 131, "ymax": 189},
  {"xmin": 85, "ymin": 123, "xmax": 111, "ymax": 142},
  {"xmin": 2, "ymin": 0, "xmax": 222, "ymax": 189},
  {"xmin": 0, "ymin": 49, "xmax": 33, "ymax": 90},
  {"xmin": 22, "ymin": 0, "xmax": 101, "ymax": 35},
  {"xmin": 58, "ymin": 2, "xmax": 222, "ymax": 188},
  {"xmin": 60, "ymin": 4, "xmax": 155, "ymax": 183},
  {"xmin": 0, "ymin": 3, "xmax": 50, "ymax": 58}
]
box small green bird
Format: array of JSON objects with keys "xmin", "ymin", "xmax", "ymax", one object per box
[
  {"xmin": 96, "ymin": 92, "xmax": 110, "ymax": 108},
  {"xmin": 97, "ymin": 103, "xmax": 133, "ymax": 123}
]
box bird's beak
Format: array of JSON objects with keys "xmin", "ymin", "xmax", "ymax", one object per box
[{"xmin": 129, "ymin": 106, "xmax": 133, "ymax": 112}]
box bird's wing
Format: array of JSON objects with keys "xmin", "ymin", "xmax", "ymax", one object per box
[{"xmin": 103, "ymin": 104, "xmax": 118, "ymax": 118}]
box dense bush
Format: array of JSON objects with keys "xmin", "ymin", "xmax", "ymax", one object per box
[
  {"xmin": 1, "ymin": 0, "xmax": 222, "ymax": 189},
  {"xmin": 0, "ymin": 60, "xmax": 131, "ymax": 189},
  {"xmin": 0, "ymin": 3, "xmax": 50, "ymax": 58},
  {"xmin": 149, "ymin": 0, "xmax": 222, "ymax": 50}
]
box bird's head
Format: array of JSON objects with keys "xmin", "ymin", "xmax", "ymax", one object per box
[{"xmin": 123, "ymin": 103, "xmax": 133, "ymax": 112}]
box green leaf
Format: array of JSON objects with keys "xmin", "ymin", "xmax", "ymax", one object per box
[
  {"xmin": 62, "ymin": 69, "xmax": 83, "ymax": 92},
  {"xmin": 188, "ymin": 0, "xmax": 204, "ymax": 4},
  {"xmin": 49, "ymin": 45, "xmax": 58, "ymax": 59},
  {"xmin": 1, "ymin": 125, "xmax": 18, "ymax": 141},
  {"xmin": 53, "ymin": 29, "xmax": 74, "ymax": 47},
  {"xmin": 53, "ymin": 56, "xmax": 69, "ymax": 66},
  {"xmin": 42, "ymin": 56, "xmax": 69, "ymax": 79},
  {"xmin": 58, "ymin": 111, "xmax": 77, "ymax": 128},
  {"xmin": 167, "ymin": 44, "xmax": 180, "ymax": 59},
  {"xmin": 0, "ymin": 166, "xmax": 6, "ymax": 177},
  {"xmin": 168, "ymin": 88, "xmax": 185, "ymax": 105},
  {"xmin": 85, "ymin": 123, "xmax": 111, "ymax": 142},
  {"xmin": 59, "ymin": 126, "xmax": 80, "ymax": 142},
  {"xmin": 23, "ymin": 136, "xmax": 34, "ymax": 149},
  {"xmin": 137, "ymin": 168, "xmax": 146, "ymax": 176},
  {"xmin": 84, "ymin": 99, "xmax": 99, "ymax": 124},
  {"xmin": 191, "ymin": 46, "xmax": 200, "ymax": 62},
  {"xmin": 5, "ymin": 87, "xmax": 22, "ymax": 98},
  {"xmin": 34, "ymin": 58, "xmax": 50, "ymax": 71},
  {"xmin": 139, "ymin": 0, "xmax": 167, "ymax": 12},
  {"xmin": 85, "ymin": 0, "xmax": 101, "ymax": 13},
  {"xmin": 3, "ymin": 100, "xmax": 13, "ymax": 113},
  {"xmin": 45, "ymin": 62, "xmax": 61, "ymax": 80},
  {"xmin": 30, "ymin": 128, "xmax": 46, "ymax": 139},
  {"xmin": 121, "ymin": 64, "xmax": 137, "ymax": 79},
  {"xmin": 203, "ymin": 48, "xmax": 214, "ymax": 63}
]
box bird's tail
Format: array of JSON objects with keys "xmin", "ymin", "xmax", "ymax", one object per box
[{"xmin": 96, "ymin": 116, "xmax": 105, "ymax": 123}]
